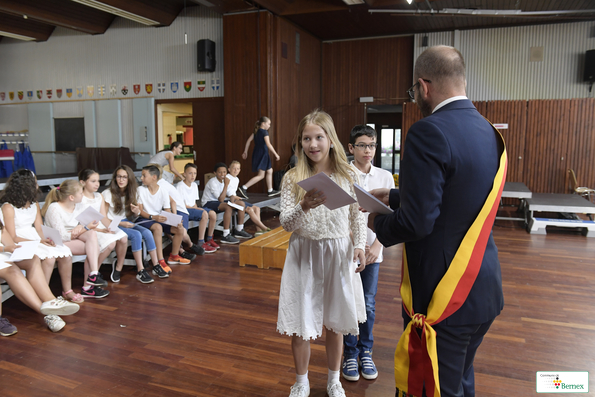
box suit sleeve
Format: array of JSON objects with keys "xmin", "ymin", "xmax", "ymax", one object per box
[{"xmin": 373, "ymin": 120, "xmax": 451, "ymax": 247}]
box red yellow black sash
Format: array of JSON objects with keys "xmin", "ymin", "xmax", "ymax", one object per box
[{"xmin": 394, "ymin": 124, "xmax": 507, "ymax": 397}]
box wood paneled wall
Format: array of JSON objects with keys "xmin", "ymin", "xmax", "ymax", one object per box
[
  {"xmin": 401, "ymin": 98, "xmax": 595, "ymax": 194},
  {"xmin": 192, "ymin": 97, "xmax": 225, "ymax": 182},
  {"xmin": 223, "ymin": 12, "xmax": 321, "ymax": 191},
  {"xmin": 322, "ymin": 36, "xmax": 413, "ymax": 145}
]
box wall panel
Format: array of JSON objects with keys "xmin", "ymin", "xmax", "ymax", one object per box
[{"xmin": 565, "ymin": 98, "xmax": 595, "ymax": 194}]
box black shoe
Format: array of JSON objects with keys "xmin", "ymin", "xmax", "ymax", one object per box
[
  {"xmin": 136, "ymin": 269, "xmax": 155, "ymax": 284},
  {"xmin": 180, "ymin": 250, "xmax": 196, "ymax": 261},
  {"xmin": 267, "ymin": 189, "xmax": 280, "ymax": 197},
  {"xmin": 237, "ymin": 186, "xmax": 249, "ymax": 200},
  {"xmin": 87, "ymin": 273, "xmax": 108, "ymax": 287},
  {"xmin": 111, "ymin": 267, "xmax": 121, "ymax": 283},
  {"xmin": 81, "ymin": 285, "xmax": 109, "ymax": 299},
  {"xmin": 152, "ymin": 264, "xmax": 169, "ymax": 278},
  {"xmin": 190, "ymin": 244, "xmax": 205, "ymax": 255}
]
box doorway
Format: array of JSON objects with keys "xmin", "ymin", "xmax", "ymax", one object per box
[{"xmin": 367, "ymin": 105, "xmax": 402, "ymax": 175}]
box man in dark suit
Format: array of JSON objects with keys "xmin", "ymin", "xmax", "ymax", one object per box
[{"xmin": 368, "ymin": 46, "xmax": 505, "ymax": 397}]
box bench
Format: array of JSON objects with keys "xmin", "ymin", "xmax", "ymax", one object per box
[{"xmin": 239, "ymin": 226, "xmax": 291, "ymax": 269}]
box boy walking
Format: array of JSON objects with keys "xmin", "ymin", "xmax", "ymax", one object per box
[{"xmin": 342, "ymin": 125, "xmax": 395, "ymax": 382}]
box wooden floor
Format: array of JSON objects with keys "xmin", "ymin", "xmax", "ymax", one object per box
[{"xmin": 1, "ymin": 209, "xmax": 595, "ymax": 396}]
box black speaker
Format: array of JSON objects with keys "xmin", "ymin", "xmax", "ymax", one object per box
[
  {"xmin": 197, "ymin": 39, "xmax": 216, "ymax": 72},
  {"xmin": 584, "ymin": 49, "xmax": 595, "ymax": 82}
]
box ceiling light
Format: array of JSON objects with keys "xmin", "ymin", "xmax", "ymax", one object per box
[
  {"xmin": 70, "ymin": 0, "xmax": 160, "ymax": 26},
  {"xmin": 0, "ymin": 30, "xmax": 36, "ymax": 41},
  {"xmin": 342, "ymin": 0, "xmax": 365, "ymax": 5},
  {"xmin": 407, "ymin": 0, "xmax": 413, "ymax": 4}
]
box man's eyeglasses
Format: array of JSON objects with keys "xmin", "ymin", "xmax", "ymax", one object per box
[
  {"xmin": 353, "ymin": 143, "xmax": 378, "ymax": 151},
  {"xmin": 407, "ymin": 79, "xmax": 432, "ymax": 100}
]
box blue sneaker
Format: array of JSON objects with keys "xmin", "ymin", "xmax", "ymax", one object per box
[
  {"xmin": 341, "ymin": 356, "xmax": 360, "ymax": 381},
  {"xmin": 359, "ymin": 350, "xmax": 378, "ymax": 380}
]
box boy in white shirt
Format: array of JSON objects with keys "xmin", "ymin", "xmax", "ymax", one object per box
[
  {"xmin": 201, "ymin": 162, "xmax": 252, "ymax": 244},
  {"xmin": 226, "ymin": 161, "xmax": 271, "ymax": 236},
  {"xmin": 137, "ymin": 165, "xmax": 190, "ymax": 266},
  {"xmin": 176, "ymin": 163, "xmax": 218, "ymax": 253},
  {"xmin": 342, "ymin": 125, "xmax": 395, "ymax": 383}
]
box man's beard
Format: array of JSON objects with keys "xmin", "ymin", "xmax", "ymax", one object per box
[{"xmin": 416, "ymin": 94, "xmax": 432, "ymax": 118}]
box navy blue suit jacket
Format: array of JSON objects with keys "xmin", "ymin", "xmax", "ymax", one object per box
[{"xmin": 374, "ymin": 99, "xmax": 504, "ymax": 326}]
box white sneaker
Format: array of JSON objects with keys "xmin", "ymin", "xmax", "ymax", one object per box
[
  {"xmin": 40, "ymin": 297, "xmax": 80, "ymax": 316},
  {"xmin": 44, "ymin": 315, "xmax": 66, "ymax": 332},
  {"xmin": 327, "ymin": 382, "xmax": 346, "ymax": 397},
  {"xmin": 289, "ymin": 382, "xmax": 310, "ymax": 397}
]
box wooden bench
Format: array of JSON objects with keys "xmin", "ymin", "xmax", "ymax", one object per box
[{"xmin": 239, "ymin": 226, "xmax": 291, "ymax": 269}]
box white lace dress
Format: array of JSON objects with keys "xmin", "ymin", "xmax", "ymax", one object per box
[
  {"xmin": 2, "ymin": 203, "xmax": 71, "ymax": 259},
  {"xmin": 75, "ymin": 192, "xmax": 127, "ymax": 252},
  {"xmin": 276, "ymin": 169, "xmax": 367, "ymax": 340}
]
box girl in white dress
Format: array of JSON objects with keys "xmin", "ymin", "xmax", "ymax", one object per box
[
  {"xmin": 0, "ymin": 170, "xmax": 81, "ymax": 303},
  {"xmin": 77, "ymin": 169, "xmax": 127, "ymax": 274},
  {"xmin": 277, "ymin": 110, "xmax": 367, "ymax": 397},
  {"xmin": 42, "ymin": 180, "xmax": 110, "ymax": 299},
  {"xmin": 0, "ymin": 220, "xmax": 80, "ymax": 333}
]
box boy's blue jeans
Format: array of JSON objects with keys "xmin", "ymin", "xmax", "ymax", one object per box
[
  {"xmin": 119, "ymin": 221, "xmax": 156, "ymax": 252},
  {"xmin": 344, "ymin": 262, "xmax": 380, "ymax": 358}
]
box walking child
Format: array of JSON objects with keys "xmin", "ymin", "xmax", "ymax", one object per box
[
  {"xmin": 341, "ymin": 125, "xmax": 394, "ymax": 382},
  {"xmin": 277, "ymin": 110, "xmax": 367, "ymax": 397},
  {"xmin": 41, "ymin": 180, "xmax": 110, "ymax": 298}
]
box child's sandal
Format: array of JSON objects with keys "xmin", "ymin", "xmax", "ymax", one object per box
[{"xmin": 62, "ymin": 290, "xmax": 84, "ymax": 303}]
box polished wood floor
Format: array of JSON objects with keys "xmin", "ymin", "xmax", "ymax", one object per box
[{"xmin": 1, "ymin": 209, "xmax": 594, "ymax": 396}]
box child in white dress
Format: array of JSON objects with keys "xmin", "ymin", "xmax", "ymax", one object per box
[
  {"xmin": 42, "ymin": 180, "xmax": 110, "ymax": 299},
  {"xmin": 0, "ymin": 170, "xmax": 80, "ymax": 302},
  {"xmin": 77, "ymin": 169, "xmax": 127, "ymax": 272},
  {"xmin": 277, "ymin": 110, "xmax": 367, "ymax": 397}
]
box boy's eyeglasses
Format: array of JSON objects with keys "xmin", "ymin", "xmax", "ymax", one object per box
[{"xmin": 353, "ymin": 143, "xmax": 378, "ymax": 150}]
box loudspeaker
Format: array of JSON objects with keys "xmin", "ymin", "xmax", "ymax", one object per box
[
  {"xmin": 584, "ymin": 49, "xmax": 595, "ymax": 82},
  {"xmin": 197, "ymin": 39, "xmax": 216, "ymax": 72}
]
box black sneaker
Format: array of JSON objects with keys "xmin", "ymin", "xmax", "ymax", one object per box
[
  {"xmin": 233, "ymin": 229, "xmax": 253, "ymax": 239},
  {"xmin": 152, "ymin": 264, "xmax": 169, "ymax": 278},
  {"xmin": 87, "ymin": 273, "xmax": 108, "ymax": 287},
  {"xmin": 136, "ymin": 269, "xmax": 155, "ymax": 284},
  {"xmin": 180, "ymin": 250, "xmax": 196, "ymax": 261},
  {"xmin": 237, "ymin": 186, "xmax": 249, "ymax": 200},
  {"xmin": 267, "ymin": 189, "xmax": 280, "ymax": 197},
  {"xmin": 220, "ymin": 234, "xmax": 240, "ymax": 244},
  {"xmin": 81, "ymin": 285, "xmax": 109, "ymax": 299},
  {"xmin": 190, "ymin": 244, "xmax": 205, "ymax": 255},
  {"xmin": 111, "ymin": 267, "xmax": 121, "ymax": 283}
]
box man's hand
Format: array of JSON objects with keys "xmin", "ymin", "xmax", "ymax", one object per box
[{"xmin": 368, "ymin": 188, "xmax": 391, "ymax": 206}]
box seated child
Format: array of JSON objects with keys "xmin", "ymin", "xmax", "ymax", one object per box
[
  {"xmin": 226, "ymin": 161, "xmax": 271, "ymax": 236},
  {"xmin": 176, "ymin": 163, "xmax": 218, "ymax": 253},
  {"xmin": 136, "ymin": 165, "xmax": 190, "ymax": 267},
  {"xmin": 201, "ymin": 162, "xmax": 252, "ymax": 244}
]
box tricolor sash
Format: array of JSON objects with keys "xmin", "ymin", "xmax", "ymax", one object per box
[{"xmin": 394, "ymin": 123, "xmax": 507, "ymax": 397}]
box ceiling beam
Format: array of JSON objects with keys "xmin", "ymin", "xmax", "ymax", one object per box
[
  {"xmin": 0, "ymin": 12, "xmax": 54, "ymax": 41},
  {"xmin": 0, "ymin": 0, "xmax": 114, "ymax": 35},
  {"xmin": 254, "ymin": 0, "xmax": 348, "ymax": 16},
  {"xmin": 96, "ymin": 0, "xmax": 185, "ymax": 26}
]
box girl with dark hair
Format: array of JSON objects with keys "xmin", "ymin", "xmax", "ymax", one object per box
[
  {"xmin": 102, "ymin": 166, "xmax": 165, "ymax": 283},
  {"xmin": 147, "ymin": 141, "xmax": 184, "ymax": 184},
  {"xmin": 0, "ymin": 170, "xmax": 81, "ymax": 302},
  {"xmin": 240, "ymin": 116, "xmax": 281, "ymax": 198},
  {"xmin": 42, "ymin": 180, "xmax": 110, "ymax": 299}
]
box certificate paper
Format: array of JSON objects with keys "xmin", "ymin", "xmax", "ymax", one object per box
[
  {"xmin": 159, "ymin": 211, "xmax": 183, "ymax": 227},
  {"xmin": 354, "ymin": 183, "xmax": 393, "ymax": 215},
  {"xmin": 297, "ymin": 172, "xmax": 356, "ymax": 210},
  {"xmin": 9, "ymin": 240, "xmax": 40, "ymax": 262},
  {"xmin": 109, "ymin": 215, "xmax": 124, "ymax": 232},
  {"xmin": 227, "ymin": 202, "xmax": 244, "ymax": 211},
  {"xmin": 41, "ymin": 225, "xmax": 64, "ymax": 246},
  {"xmin": 75, "ymin": 206, "xmax": 104, "ymax": 226}
]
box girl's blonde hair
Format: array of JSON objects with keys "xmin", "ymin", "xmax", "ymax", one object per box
[
  {"xmin": 285, "ymin": 109, "xmax": 354, "ymax": 204},
  {"xmin": 41, "ymin": 179, "xmax": 82, "ymax": 217},
  {"xmin": 254, "ymin": 116, "xmax": 270, "ymax": 134}
]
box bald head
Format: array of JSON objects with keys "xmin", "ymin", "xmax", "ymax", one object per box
[{"xmin": 414, "ymin": 45, "xmax": 466, "ymax": 95}]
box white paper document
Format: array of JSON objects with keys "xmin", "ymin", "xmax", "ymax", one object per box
[
  {"xmin": 159, "ymin": 211, "xmax": 183, "ymax": 227},
  {"xmin": 9, "ymin": 240, "xmax": 40, "ymax": 262},
  {"xmin": 75, "ymin": 206, "xmax": 104, "ymax": 226},
  {"xmin": 0, "ymin": 262, "xmax": 10, "ymax": 270},
  {"xmin": 109, "ymin": 215, "xmax": 124, "ymax": 232},
  {"xmin": 227, "ymin": 202, "xmax": 244, "ymax": 211},
  {"xmin": 41, "ymin": 225, "xmax": 64, "ymax": 246},
  {"xmin": 297, "ymin": 172, "xmax": 356, "ymax": 210},
  {"xmin": 354, "ymin": 183, "xmax": 394, "ymax": 215}
]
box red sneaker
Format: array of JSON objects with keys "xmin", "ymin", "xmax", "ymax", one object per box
[
  {"xmin": 159, "ymin": 259, "xmax": 173, "ymax": 274},
  {"xmin": 207, "ymin": 239, "xmax": 220, "ymax": 250},
  {"xmin": 201, "ymin": 242, "xmax": 216, "ymax": 253}
]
